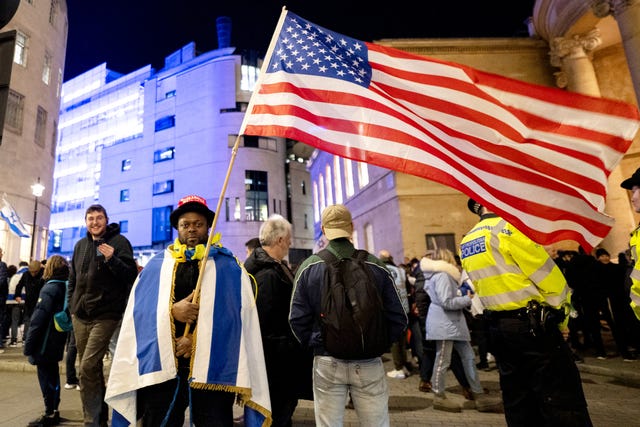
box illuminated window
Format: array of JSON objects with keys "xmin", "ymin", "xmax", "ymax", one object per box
[
  {"xmin": 119, "ymin": 220, "xmax": 128, "ymax": 233},
  {"xmin": 35, "ymin": 107, "xmax": 48, "ymax": 147},
  {"xmin": 313, "ymin": 181, "xmax": 319, "ymax": 223},
  {"xmin": 325, "ymin": 165, "xmax": 333, "ymax": 206},
  {"xmin": 120, "ymin": 189, "xmax": 130, "ymax": 202},
  {"xmin": 318, "ymin": 174, "xmax": 326, "ymax": 213},
  {"xmin": 42, "ymin": 52, "xmax": 52, "ymax": 85},
  {"xmin": 245, "ymin": 170, "xmax": 268, "ymax": 221},
  {"xmin": 333, "ymin": 156, "xmax": 343, "ymax": 204},
  {"xmin": 153, "ymin": 147, "xmax": 175, "ymax": 163},
  {"xmin": 364, "ymin": 223, "xmax": 374, "ymax": 253},
  {"xmin": 240, "ymin": 64, "xmax": 260, "ymax": 91},
  {"xmin": 153, "ymin": 180, "xmax": 174, "ymax": 195},
  {"xmin": 121, "ymin": 159, "xmax": 132, "ymax": 171},
  {"xmin": 344, "ymin": 159, "xmax": 354, "ymax": 198},
  {"xmin": 152, "ymin": 206, "xmax": 172, "ymax": 244},
  {"xmin": 165, "ymin": 90, "xmax": 176, "ymax": 98},
  {"xmin": 358, "ymin": 162, "xmax": 369, "ymax": 188},
  {"xmin": 14, "ymin": 31, "xmax": 27, "ymax": 66}
]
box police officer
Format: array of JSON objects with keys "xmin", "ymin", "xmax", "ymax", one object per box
[
  {"xmin": 621, "ymin": 167, "xmax": 640, "ymax": 320},
  {"xmin": 459, "ymin": 199, "xmax": 592, "ymax": 426}
]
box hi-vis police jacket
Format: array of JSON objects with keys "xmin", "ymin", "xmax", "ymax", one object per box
[
  {"xmin": 629, "ymin": 225, "xmax": 640, "ymax": 320},
  {"xmin": 459, "ymin": 213, "xmax": 569, "ymax": 312}
]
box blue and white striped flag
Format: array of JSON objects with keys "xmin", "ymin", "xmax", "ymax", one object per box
[
  {"xmin": 0, "ymin": 193, "xmax": 30, "ymax": 238},
  {"xmin": 106, "ymin": 246, "xmax": 271, "ymax": 426}
]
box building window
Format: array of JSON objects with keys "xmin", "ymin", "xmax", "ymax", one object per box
[
  {"xmin": 49, "ymin": 0, "xmax": 59, "ymax": 25},
  {"xmin": 155, "ymin": 115, "xmax": 175, "ymax": 131},
  {"xmin": 244, "ymin": 135, "xmax": 259, "ymax": 148},
  {"xmin": 364, "ymin": 223, "xmax": 374, "ymax": 253},
  {"xmin": 152, "ymin": 206, "xmax": 172, "ymax": 244},
  {"xmin": 6, "ymin": 90, "xmax": 24, "ymax": 133},
  {"xmin": 301, "ymin": 180, "xmax": 306, "ymax": 195},
  {"xmin": 234, "ymin": 197, "xmax": 241, "ymax": 221},
  {"xmin": 304, "ymin": 213, "xmax": 308, "ymax": 229},
  {"xmin": 333, "ymin": 156, "xmax": 343, "ymax": 204},
  {"xmin": 344, "ymin": 159, "xmax": 355, "ymax": 198},
  {"xmin": 225, "ymin": 197, "xmax": 230, "ymax": 221},
  {"xmin": 426, "ymin": 233, "xmax": 457, "ymax": 254},
  {"xmin": 119, "ymin": 220, "xmax": 129, "ymax": 233},
  {"xmin": 121, "ymin": 159, "xmax": 132, "ymax": 171},
  {"xmin": 42, "ymin": 52, "xmax": 52, "ymax": 85},
  {"xmin": 325, "ymin": 165, "xmax": 333, "ymax": 206},
  {"xmin": 165, "ymin": 90, "xmax": 176, "ymax": 98},
  {"xmin": 13, "ymin": 31, "xmax": 27, "ymax": 66},
  {"xmin": 313, "ymin": 181, "xmax": 319, "ymax": 222},
  {"xmin": 245, "ymin": 170, "xmax": 268, "ymax": 221},
  {"xmin": 153, "ymin": 180, "xmax": 174, "ymax": 195},
  {"xmin": 51, "ymin": 120, "xmax": 57, "ymax": 156},
  {"xmin": 120, "ymin": 189, "xmax": 130, "ymax": 202},
  {"xmin": 153, "ymin": 147, "xmax": 175, "ymax": 163},
  {"xmin": 34, "ymin": 106, "xmax": 47, "ymax": 147},
  {"xmin": 358, "ymin": 162, "xmax": 369, "ymax": 188},
  {"xmin": 318, "ymin": 174, "xmax": 326, "ymax": 213},
  {"xmin": 229, "ymin": 134, "xmax": 277, "ymax": 151}
]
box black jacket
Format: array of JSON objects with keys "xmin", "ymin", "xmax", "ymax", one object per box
[
  {"xmin": 15, "ymin": 269, "xmax": 44, "ymax": 313},
  {"xmin": 24, "ymin": 275, "xmax": 68, "ymax": 364},
  {"xmin": 68, "ymin": 223, "xmax": 138, "ymax": 320},
  {"xmin": 244, "ymin": 247, "xmax": 313, "ymax": 400}
]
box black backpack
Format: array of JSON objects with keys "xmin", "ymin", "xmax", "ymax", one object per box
[{"xmin": 317, "ymin": 249, "xmax": 390, "ymax": 359}]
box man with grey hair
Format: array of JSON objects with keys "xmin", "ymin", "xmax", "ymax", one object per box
[{"xmin": 244, "ymin": 214, "xmax": 312, "ymax": 426}]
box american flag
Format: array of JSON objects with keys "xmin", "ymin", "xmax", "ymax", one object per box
[{"xmin": 239, "ymin": 10, "xmax": 640, "ymax": 251}]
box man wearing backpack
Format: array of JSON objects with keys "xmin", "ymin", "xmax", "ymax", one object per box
[{"xmin": 290, "ymin": 204, "xmax": 407, "ymax": 427}]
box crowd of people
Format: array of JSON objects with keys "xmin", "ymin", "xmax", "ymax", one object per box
[{"xmin": 3, "ymin": 166, "xmax": 640, "ymax": 426}]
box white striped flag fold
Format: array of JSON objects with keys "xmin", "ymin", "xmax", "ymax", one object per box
[
  {"xmin": 0, "ymin": 193, "xmax": 30, "ymax": 238},
  {"xmin": 239, "ymin": 9, "xmax": 640, "ymax": 251}
]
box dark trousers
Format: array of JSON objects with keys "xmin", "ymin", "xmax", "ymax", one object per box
[
  {"xmin": 65, "ymin": 332, "xmax": 78, "ymax": 384},
  {"xmin": 137, "ymin": 366, "xmax": 235, "ymax": 426},
  {"xmin": 37, "ymin": 361, "xmax": 61, "ymax": 414},
  {"xmin": 488, "ymin": 317, "xmax": 592, "ymax": 426}
]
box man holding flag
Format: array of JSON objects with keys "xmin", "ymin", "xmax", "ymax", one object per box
[{"xmin": 105, "ymin": 195, "xmax": 271, "ymax": 426}]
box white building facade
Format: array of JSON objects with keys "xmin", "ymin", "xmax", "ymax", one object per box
[{"xmin": 49, "ymin": 40, "xmax": 314, "ymax": 265}]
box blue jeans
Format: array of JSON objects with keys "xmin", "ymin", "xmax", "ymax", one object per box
[
  {"xmin": 431, "ymin": 340, "xmax": 482, "ymax": 395},
  {"xmin": 313, "ymin": 355, "xmax": 389, "ymax": 427}
]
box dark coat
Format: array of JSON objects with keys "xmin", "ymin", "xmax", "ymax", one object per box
[
  {"xmin": 289, "ymin": 238, "xmax": 407, "ymax": 356},
  {"xmin": 23, "ymin": 277, "xmax": 68, "ymax": 365},
  {"xmin": 15, "ymin": 269, "xmax": 44, "ymax": 313},
  {"xmin": 68, "ymin": 223, "xmax": 138, "ymax": 320},
  {"xmin": 244, "ymin": 247, "xmax": 313, "ymax": 400}
]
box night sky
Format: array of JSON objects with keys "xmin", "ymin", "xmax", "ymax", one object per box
[{"xmin": 64, "ymin": 0, "xmax": 536, "ymax": 82}]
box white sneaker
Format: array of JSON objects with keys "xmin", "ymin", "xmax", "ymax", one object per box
[
  {"xmin": 64, "ymin": 383, "xmax": 80, "ymax": 390},
  {"xmin": 386, "ymin": 369, "xmax": 406, "ymax": 379}
]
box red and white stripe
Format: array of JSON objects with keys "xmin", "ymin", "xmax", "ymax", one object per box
[{"xmin": 240, "ymin": 18, "xmax": 639, "ymax": 251}]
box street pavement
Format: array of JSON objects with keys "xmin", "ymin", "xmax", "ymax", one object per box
[{"xmin": 1, "ymin": 335, "xmax": 640, "ymax": 426}]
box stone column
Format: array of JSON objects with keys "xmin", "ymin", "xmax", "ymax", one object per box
[
  {"xmin": 550, "ymin": 28, "xmax": 632, "ymax": 253},
  {"xmin": 550, "ymin": 29, "xmax": 602, "ymax": 96},
  {"xmin": 592, "ymin": 0, "xmax": 640, "ymax": 107},
  {"xmin": 591, "ymin": 0, "xmax": 640, "ymax": 253}
]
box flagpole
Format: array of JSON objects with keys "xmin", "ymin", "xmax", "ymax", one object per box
[{"xmin": 183, "ymin": 7, "xmax": 290, "ymax": 338}]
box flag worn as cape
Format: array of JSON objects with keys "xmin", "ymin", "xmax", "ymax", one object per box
[
  {"xmin": 105, "ymin": 246, "xmax": 271, "ymax": 426},
  {"xmin": 0, "ymin": 193, "xmax": 30, "ymax": 238},
  {"xmin": 239, "ymin": 9, "xmax": 640, "ymax": 251}
]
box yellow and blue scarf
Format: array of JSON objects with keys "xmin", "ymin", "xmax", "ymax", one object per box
[{"xmin": 105, "ymin": 245, "xmax": 272, "ymax": 426}]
